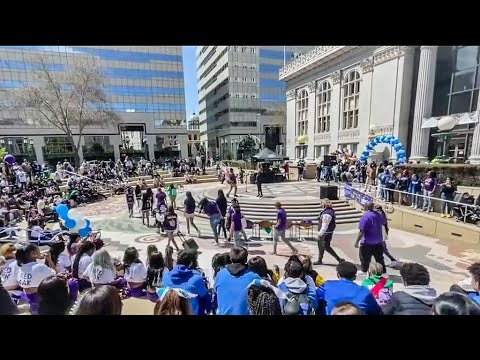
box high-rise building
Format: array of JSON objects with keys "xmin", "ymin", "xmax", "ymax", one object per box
[
  {"xmin": 0, "ymin": 46, "xmax": 187, "ymax": 164},
  {"xmin": 196, "ymin": 46, "xmax": 313, "ymax": 160}
]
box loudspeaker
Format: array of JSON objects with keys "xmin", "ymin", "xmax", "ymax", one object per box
[
  {"xmin": 320, "ymin": 185, "xmax": 338, "ymax": 200},
  {"xmin": 323, "ymin": 155, "xmax": 336, "ymax": 167}
]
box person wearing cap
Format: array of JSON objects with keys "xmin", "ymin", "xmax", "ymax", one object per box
[
  {"xmin": 271, "ymin": 202, "xmax": 297, "ymax": 256},
  {"xmin": 314, "ymin": 199, "xmax": 344, "ymax": 265}
]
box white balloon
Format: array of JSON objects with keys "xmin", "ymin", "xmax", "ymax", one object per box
[
  {"xmin": 437, "ymin": 116, "xmax": 457, "ymax": 131},
  {"xmin": 75, "ymin": 218, "xmax": 87, "ymax": 230},
  {"xmin": 68, "ymin": 209, "xmax": 83, "ymax": 221}
]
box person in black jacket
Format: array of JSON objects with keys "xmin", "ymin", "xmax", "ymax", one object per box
[
  {"xmin": 383, "ymin": 262, "xmax": 437, "ymax": 315},
  {"xmin": 255, "ymin": 169, "xmax": 263, "ymax": 197},
  {"xmin": 439, "ymin": 177, "xmax": 456, "ymax": 218},
  {"xmin": 216, "ymin": 190, "xmax": 228, "ymax": 239}
]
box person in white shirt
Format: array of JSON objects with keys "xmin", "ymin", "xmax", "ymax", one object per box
[
  {"xmin": 48, "ymin": 240, "xmax": 71, "ymax": 274},
  {"xmin": 72, "ymin": 241, "xmax": 96, "ymax": 292},
  {"xmin": 83, "ymin": 249, "xmax": 119, "ymax": 287},
  {"xmin": 0, "ymin": 243, "xmax": 21, "ymax": 293},
  {"xmin": 16, "ymin": 243, "xmax": 56, "ymax": 314},
  {"xmin": 122, "ymin": 246, "xmax": 147, "ymax": 297},
  {"xmin": 17, "ymin": 170, "xmax": 28, "ymax": 191}
]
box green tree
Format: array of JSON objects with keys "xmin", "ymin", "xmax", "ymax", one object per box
[{"xmin": 0, "ymin": 147, "xmax": 7, "ymax": 160}]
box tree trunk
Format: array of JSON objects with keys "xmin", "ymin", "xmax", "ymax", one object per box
[{"xmin": 71, "ymin": 142, "xmax": 81, "ymax": 168}]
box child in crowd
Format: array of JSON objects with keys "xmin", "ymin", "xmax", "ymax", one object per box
[
  {"xmin": 146, "ymin": 251, "xmax": 168, "ymax": 303},
  {"xmin": 122, "ymin": 247, "xmax": 147, "ymax": 298},
  {"xmin": 361, "ymin": 262, "xmax": 393, "ymax": 306}
]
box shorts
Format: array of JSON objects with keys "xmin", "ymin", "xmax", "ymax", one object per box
[{"xmin": 185, "ymin": 213, "xmax": 195, "ymax": 220}]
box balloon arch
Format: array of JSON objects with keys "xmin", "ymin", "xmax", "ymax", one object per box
[{"xmin": 360, "ymin": 135, "xmax": 407, "ymax": 165}]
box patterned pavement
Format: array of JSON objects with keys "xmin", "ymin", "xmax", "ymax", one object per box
[{"xmin": 64, "ymin": 180, "xmax": 480, "ymax": 293}]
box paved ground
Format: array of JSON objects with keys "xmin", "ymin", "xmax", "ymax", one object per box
[{"xmin": 43, "ymin": 180, "xmax": 479, "ymax": 295}]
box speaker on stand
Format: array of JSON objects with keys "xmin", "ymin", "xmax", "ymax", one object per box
[{"xmin": 320, "ymin": 155, "xmax": 338, "ymax": 200}]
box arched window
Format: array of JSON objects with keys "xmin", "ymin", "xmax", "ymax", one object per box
[
  {"xmin": 316, "ymin": 81, "xmax": 331, "ymax": 133},
  {"xmin": 342, "ymin": 70, "xmax": 360, "ymax": 129},
  {"xmin": 296, "ymin": 89, "xmax": 308, "ymax": 136}
]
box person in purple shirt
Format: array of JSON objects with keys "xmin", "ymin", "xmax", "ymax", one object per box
[
  {"xmin": 156, "ymin": 187, "xmax": 167, "ymax": 212},
  {"xmin": 422, "ymin": 171, "xmax": 438, "ymax": 213},
  {"xmin": 199, "ymin": 198, "xmax": 222, "ymax": 246},
  {"xmin": 271, "ymin": 202, "xmax": 298, "ymax": 255},
  {"xmin": 163, "ymin": 205, "xmax": 180, "ymax": 252},
  {"xmin": 230, "ymin": 205, "xmax": 245, "ymax": 247},
  {"xmin": 354, "ymin": 202, "xmax": 386, "ymax": 274}
]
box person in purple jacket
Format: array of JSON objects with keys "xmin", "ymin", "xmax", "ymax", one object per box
[
  {"xmin": 271, "ymin": 202, "xmax": 298, "ymax": 256},
  {"xmin": 163, "ymin": 205, "xmax": 180, "ymax": 252},
  {"xmin": 230, "ymin": 205, "xmax": 245, "ymax": 247},
  {"xmin": 199, "ymin": 198, "xmax": 222, "ymax": 246},
  {"xmin": 422, "ymin": 171, "xmax": 438, "ymax": 213},
  {"xmin": 354, "ymin": 202, "xmax": 386, "ymax": 275}
]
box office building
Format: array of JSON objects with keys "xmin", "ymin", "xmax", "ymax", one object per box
[
  {"xmin": 196, "ymin": 46, "xmax": 313, "ymax": 159},
  {"xmin": 0, "ymin": 46, "xmax": 187, "ymax": 164}
]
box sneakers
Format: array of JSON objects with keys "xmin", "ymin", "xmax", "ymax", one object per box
[
  {"xmin": 413, "ymin": 206, "xmax": 418, "ymax": 210},
  {"xmin": 441, "ymin": 214, "xmax": 446, "ymax": 218},
  {"xmin": 410, "ymin": 205, "xmax": 414, "ymax": 208},
  {"xmin": 447, "ymin": 214, "xmax": 452, "ymax": 218}
]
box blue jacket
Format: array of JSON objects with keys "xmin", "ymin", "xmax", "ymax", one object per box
[
  {"xmin": 378, "ymin": 173, "xmax": 389, "ymax": 185},
  {"xmin": 214, "ymin": 264, "xmax": 260, "ymax": 315},
  {"xmin": 316, "ymin": 278, "xmax": 382, "ymax": 315},
  {"xmin": 162, "ymin": 265, "xmax": 211, "ymax": 315},
  {"xmin": 408, "ymin": 179, "xmax": 422, "ymax": 193}
]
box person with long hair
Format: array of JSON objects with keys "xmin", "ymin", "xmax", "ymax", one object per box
[
  {"xmin": 184, "ymin": 191, "xmax": 200, "ymax": 237},
  {"xmin": 422, "ymin": 170, "xmax": 438, "ymax": 213},
  {"xmin": 163, "ymin": 205, "xmax": 180, "ymax": 252},
  {"xmin": 167, "ymin": 184, "xmax": 177, "ymax": 209},
  {"xmin": 146, "ymin": 252, "xmax": 167, "ymax": 302},
  {"xmin": 247, "ymin": 284, "xmax": 282, "ymax": 315},
  {"xmin": 83, "ymin": 249, "xmax": 120, "ymax": 287},
  {"xmin": 216, "ymin": 189, "xmax": 228, "ymax": 239},
  {"xmin": 146, "ymin": 245, "xmax": 158, "ymax": 267},
  {"xmin": 142, "ymin": 187, "xmax": 153, "ymax": 227},
  {"xmin": 439, "ymin": 177, "xmax": 456, "ymax": 218},
  {"xmin": 299, "ymin": 255, "xmax": 325, "ymax": 287},
  {"xmin": 247, "ymin": 256, "xmax": 275, "ymax": 285},
  {"xmin": 72, "ymin": 241, "xmax": 96, "ymax": 292},
  {"xmin": 48, "ymin": 240, "xmax": 71, "ymax": 274},
  {"xmin": 164, "ymin": 245, "xmax": 175, "ymax": 271},
  {"xmin": 134, "ymin": 184, "xmax": 142, "ymax": 210},
  {"xmin": 154, "ymin": 287, "xmax": 195, "ymax": 315},
  {"xmin": 125, "ymin": 187, "xmax": 135, "ymax": 218},
  {"xmin": 198, "ymin": 197, "xmax": 222, "ymax": 246},
  {"xmin": 38, "ymin": 275, "xmax": 70, "ymax": 315},
  {"xmin": 16, "ymin": 243, "xmax": 56, "ymax": 314},
  {"xmin": 123, "ymin": 247, "xmax": 147, "ymax": 298},
  {"xmin": 75, "ymin": 285, "xmax": 123, "ymax": 315}
]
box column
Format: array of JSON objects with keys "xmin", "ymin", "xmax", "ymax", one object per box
[
  {"xmin": 329, "ymin": 70, "xmax": 342, "ymax": 152},
  {"xmin": 409, "ymin": 46, "xmax": 438, "ymax": 163},
  {"xmin": 306, "ymin": 81, "xmax": 316, "ymax": 161},
  {"xmin": 468, "ymin": 94, "xmax": 480, "ymax": 163},
  {"xmin": 285, "ymin": 89, "xmax": 296, "ymax": 160},
  {"xmin": 32, "ymin": 136, "xmax": 45, "ymax": 164}
]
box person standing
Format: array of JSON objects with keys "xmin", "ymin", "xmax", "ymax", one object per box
[
  {"xmin": 397, "ymin": 170, "xmax": 411, "ymax": 205},
  {"xmin": 364, "ymin": 163, "xmax": 375, "ymax": 192},
  {"xmin": 167, "ymin": 184, "xmax": 177, "ymax": 209},
  {"xmin": 422, "ymin": 171, "xmax": 438, "ymax": 213},
  {"xmin": 255, "ymin": 169, "xmax": 263, "ymax": 197},
  {"xmin": 183, "ymin": 191, "xmax": 200, "ymax": 237},
  {"xmin": 199, "ymin": 198, "xmax": 223, "ymax": 246},
  {"xmin": 126, "ymin": 187, "xmax": 135, "ymax": 218},
  {"xmin": 163, "ymin": 205, "xmax": 180, "ymax": 252},
  {"xmin": 226, "ymin": 168, "xmax": 238, "ymax": 197},
  {"xmin": 314, "ymin": 199, "xmax": 344, "ymax": 265},
  {"xmin": 271, "ymin": 202, "xmax": 298, "ymax": 256},
  {"xmin": 439, "ymin": 177, "xmax": 456, "ymax": 218},
  {"xmin": 216, "ymin": 190, "xmax": 228, "ymax": 239},
  {"xmin": 409, "ymin": 174, "xmax": 422, "ymax": 210},
  {"xmin": 354, "ymin": 202, "xmax": 386, "ymax": 275}
]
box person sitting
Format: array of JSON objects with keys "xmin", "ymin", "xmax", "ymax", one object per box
[
  {"xmin": 184, "ymin": 173, "xmax": 192, "ymax": 184},
  {"xmin": 48, "ymin": 240, "xmax": 71, "ymax": 274},
  {"xmin": 214, "ymin": 247, "xmax": 260, "ymax": 315},
  {"xmin": 432, "ymin": 291, "xmax": 480, "ymax": 315},
  {"xmin": 361, "ymin": 262, "xmax": 393, "ymax": 306},
  {"xmin": 316, "ymin": 261, "xmax": 382, "ymax": 315},
  {"xmin": 464, "ymin": 262, "xmax": 480, "ymax": 305},
  {"xmin": 0, "ymin": 282, "xmax": 18, "ymax": 315},
  {"xmin": 146, "ymin": 252, "xmax": 168, "ymax": 303},
  {"xmin": 248, "ymin": 256, "xmax": 275, "ymax": 285},
  {"xmin": 331, "ymin": 301, "xmax": 366, "ymax": 315},
  {"xmin": 277, "ymin": 256, "xmax": 318, "ymax": 315},
  {"xmin": 123, "ymin": 247, "xmax": 147, "ymax": 298},
  {"xmin": 16, "ymin": 243, "xmax": 57, "ymax": 314},
  {"xmin": 383, "ymin": 262, "xmax": 437, "ymax": 315},
  {"xmin": 247, "ymin": 284, "xmax": 282, "ymax": 315},
  {"xmin": 192, "ymin": 173, "xmax": 198, "ymax": 183},
  {"xmin": 75, "ymin": 285, "xmax": 122, "ymax": 315},
  {"xmin": 162, "ymin": 249, "xmax": 210, "ymax": 315},
  {"xmin": 28, "ymin": 219, "xmax": 62, "ymax": 243},
  {"xmin": 38, "ymin": 275, "xmax": 71, "ymax": 315},
  {"xmin": 276, "ymin": 255, "xmax": 317, "ymax": 290},
  {"xmin": 154, "ymin": 287, "xmax": 195, "ymax": 315},
  {"xmin": 299, "ymin": 255, "xmax": 325, "ymax": 287},
  {"xmin": 72, "ymin": 241, "xmax": 96, "ymax": 292},
  {"xmin": 83, "ymin": 249, "xmax": 122, "ymax": 288}
]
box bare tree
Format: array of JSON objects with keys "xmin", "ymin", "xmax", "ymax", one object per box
[{"xmin": 6, "ymin": 55, "xmax": 120, "ymax": 166}]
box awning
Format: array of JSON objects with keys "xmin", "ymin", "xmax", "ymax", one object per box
[{"xmin": 422, "ymin": 110, "xmax": 479, "ymax": 129}]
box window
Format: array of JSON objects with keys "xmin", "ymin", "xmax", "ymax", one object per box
[
  {"xmin": 252, "ymin": 78, "xmax": 256, "ymax": 82},
  {"xmin": 296, "ymin": 89, "xmax": 308, "ymax": 136},
  {"xmin": 251, "ymin": 48, "xmax": 256, "ymax": 54},
  {"xmin": 342, "ymin": 70, "xmax": 360, "ymax": 129},
  {"xmin": 316, "ymin": 81, "xmax": 331, "ymax": 133},
  {"xmin": 314, "ymin": 145, "xmax": 330, "ymax": 158},
  {"xmin": 339, "ymin": 143, "xmax": 358, "ymax": 155}
]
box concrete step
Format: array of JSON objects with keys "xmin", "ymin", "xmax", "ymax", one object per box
[{"xmin": 239, "ymin": 208, "xmax": 360, "ymax": 217}]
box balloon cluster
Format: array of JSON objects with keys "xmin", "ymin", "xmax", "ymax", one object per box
[
  {"xmin": 55, "ymin": 204, "xmax": 92, "ymax": 238},
  {"xmin": 3, "ymin": 154, "xmax": 15, "ymax": 165},
  {"xmin": 360, "ymin": 135, "xmax": 407, "ymax": 165}
]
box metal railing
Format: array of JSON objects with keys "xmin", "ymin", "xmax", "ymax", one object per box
[{"xmin": 347, "ymin": 181, "xmax": 479, "ymax": 225}]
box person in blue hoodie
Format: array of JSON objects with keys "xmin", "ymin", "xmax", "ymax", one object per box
[
  {"xmin": 316, "ymin": 261, "xmax": 382, "ymax": 315},
  {"xmin": 214, "ymin": 247, "xmax": 260, "ymax": 315},
  {"xmin": 377, "ymin": 168, "xmax": 388, "ymax": 201},
  {"xmin": 161, "ymin": 249, "xmax": 211, "ymax": 315},
  {"xmin": 408, "ymin": 174, "xmax": 422, "ymax": 210}
]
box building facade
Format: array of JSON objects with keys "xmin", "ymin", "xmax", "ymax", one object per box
[
  {"xmin": 187, "ymin": 113, "xmax": 202, "ymax": 158},
  {"xmin": 281, "ymin": 46, "xmax": 480, "ymax": 164},
  {"xmin": 0, "ymin": 46, "xmax": 188, "ymax": 165},
  {"xmin": 196, "ymin": 46, "xmax": 313, "ymax": 160}
]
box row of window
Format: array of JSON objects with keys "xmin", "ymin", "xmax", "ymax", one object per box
[
  {"xmin": 106, "ymin": 103, "xmax": 186, "ymax": 112},
  {"xmin": 200, "ymin": 62, "xmax": 228, "ymax": 91},
  {"xmin": 0, "ymin": 46, "xmax": 182, "ymax": 63},
  {"xmin": 231, "ymin": 63, "xmax": 257, "ymax": 70},
  {"xmin": 296, "ymin": 70, "xmax": 361, "ymax": 136},
  {"xmin": 231, "ymin": 47, "xmax": 256, "ymax": 54},
  {"xmin": 104, "ymin": 85, "xmax": 184, "ymax": 96},
  {"xmin": 229, "ymin": 77, "xmax": 256, "ymax": 83},
  {"xmin": 199, "ymin": 47, "xmax": 228, "ymax": 81}
]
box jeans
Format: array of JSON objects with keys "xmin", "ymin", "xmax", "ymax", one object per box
[
  {"xmin": 272, "ymin": 228, "xmax": 296, "ymax": 253},
  {"xmin": 411, "ymin": 191, "xmax": 421, "ymax": 207},
  {"xmin": 378, "ymin": 184, "xmax": 385, "ymax": 200},
  {"xmin": 422, "ymin": 190, "xmax": 433, "ymax": 211},
  {"xmin": 233, "ymin": 231, "xmax": 243, "ymax": 247},
  {"xmin": 217, "ymin": 218, "xmax": 227, "ymax": 238},
  {"xmin": 209, "ymin": 213, "xmax": 221, "ymax": 243},
  {"xmin": 441, "ymin": 193, "xmax": 453, "ymax": 214}
]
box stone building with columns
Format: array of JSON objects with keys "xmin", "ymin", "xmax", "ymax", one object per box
[{"xmin": 280, "ymin": 46, "xmax": 480, "ymax": 164}]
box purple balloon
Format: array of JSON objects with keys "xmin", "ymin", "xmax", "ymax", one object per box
[{"xmin": 3, "ymin": 154, "xmax": 15, "ymax": 165}]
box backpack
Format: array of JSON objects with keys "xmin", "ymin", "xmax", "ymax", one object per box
[{"xmin": 279, "ymin": 283, "xmax": 313, "ymax": 315}]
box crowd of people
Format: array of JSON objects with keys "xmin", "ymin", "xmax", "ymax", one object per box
[{"xmin": 1, "ymin": 239, "xmax": 479, "ymax": 315}]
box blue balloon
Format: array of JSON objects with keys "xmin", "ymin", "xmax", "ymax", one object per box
[
  {"xmin": 84, "ymin": 219, "xmax": 91, "ymax": 228},
  {"xmin": 375, "ymin": 136, "xmax": 382, "ymax": 142},
  {"xmin": 369, "ymin": 141, "xmax": 376, "ymax": 147},
  {"xmin": 55, "ymin": 204, "xmax": 69, "ymax": 219},
  {"xmin": 391, "ymin": 139, "xmax": 399, "ymax": 145},
  {"xmin": 394, "ymin": 144, "xmax": 403, "ymax": 151},
  {"xmin": 78, "ymin": 227, "xmax": 91, "ymax": 238},
  {"xmin": 64, "ymin": 218, "xmax": 76, "ymax": 229},
  {"xmin": 362, "ymin": 151, "xmax": 370, "ymax": 157},
  {"xmin": 397, "ymin": 150, "xmax": 406, "ymax": 156}
]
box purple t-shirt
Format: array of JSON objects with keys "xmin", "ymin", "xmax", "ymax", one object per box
[
  {"xmin": 205, "ymin": 201, "xmax": 220, "ymax": 216},
  {"xmin": 358, "ymin": 210, "xmax": 386, "ymax": 245},
  {"xmin": 163, "ymin": 212, "xmax": 178, "ymax": 231},
  {"xmin": 276, "ymin": 208, "xmax": 287, "ymax": 231},
  {"xmin": 231, "ymin": 211, "xmax": 243, "ymax": 231},
  {"xmin": 156, "ymin": 191, "xmax": 167, "ymax": 207},
  {"xmin": 423, "ymin": 177, "xmax": 437, "ymax": 192}
]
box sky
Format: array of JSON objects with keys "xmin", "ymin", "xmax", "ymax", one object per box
[{"xmin": 182, "ymin": 46, "xmax": 198, "ymax": 117}]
